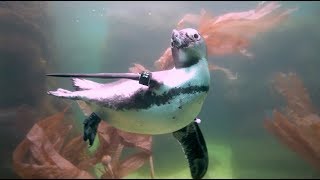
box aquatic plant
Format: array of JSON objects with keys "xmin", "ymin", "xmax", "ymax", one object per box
[
  {"xmin": 264, "ymin": 72, "xmax": 320, "ymax": 171},
  {"xmin": 13, "ymin": 106, "xmax": 155, "ymax": 179},
  {"xmin": 130, "ymin": 1, "xmax": 296, "ymax": 80},
  {"xmin": 12, "ymin": 107, "xmax": 92, "ymax": 178},
  {"xmin": 96, "ymin": 121, "xmax": 154, "ymax": 179}
]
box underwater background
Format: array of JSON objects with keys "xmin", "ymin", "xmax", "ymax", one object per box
[{"xmin": 1, "ymin": 1, "xmax": 320, "ymax": 179}]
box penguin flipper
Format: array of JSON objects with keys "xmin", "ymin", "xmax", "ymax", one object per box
[
  {"xmin": 47, "ymin": 88, "xmax": 76, "ymax": 99},
  {"xmin": 172, "ymin": 120, "xmax": 209, "ymax": 179},
  {"xmin": 72, "ymin": 78, "xmax": 104, "ymax": 91}
]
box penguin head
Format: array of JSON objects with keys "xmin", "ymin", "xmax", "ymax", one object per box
[{"xmin": 171, "ymin": 28, "xmax": 207, "ymax": 68}]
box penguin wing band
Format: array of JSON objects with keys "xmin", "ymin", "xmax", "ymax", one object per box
[{"xmin": 139, "ymin": 71, "xmax": 152, "ymax": 86}]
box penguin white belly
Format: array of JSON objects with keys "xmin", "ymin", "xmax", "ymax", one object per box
[
  {"xmin": 85, "ymin": 62, "xmax": 210, "ymax": 134},
  {"xmin": 74, "ymin": 61, "xmax": 210, "ymax": 134},
  {"xmin": 48, "ymin": 59, "xmax": 210, "ymax": 135},
  {"xmin": 93, "ymin": 92, "xmax": 207, "ymax": 134}
]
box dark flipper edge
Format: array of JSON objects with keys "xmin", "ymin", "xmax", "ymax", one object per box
[{"xmin": 172, "ymin": 121, "xmax": 209, "ymax": 179}]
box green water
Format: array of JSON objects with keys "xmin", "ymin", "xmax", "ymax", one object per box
[{"xmin": 1, "ymin": 1, "xmax": 320, "ymax": 179}]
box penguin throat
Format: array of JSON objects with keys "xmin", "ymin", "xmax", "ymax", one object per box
[{"xmin": 172, "ymin": 47, "xmax": 200, "ymax": 69}]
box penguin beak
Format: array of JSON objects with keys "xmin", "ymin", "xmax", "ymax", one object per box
[
  {"xmin": 171, "ymin": 29, "xmax": 188, "ymax": 49},
  {"xmin": 171, "ymin": 29, "xmax": 190, "ymax": 49}
]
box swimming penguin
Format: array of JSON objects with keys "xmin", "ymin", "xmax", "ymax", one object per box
[{"xmin": 47, "ymin": 28, "xmax": 211, "ymax": 179}]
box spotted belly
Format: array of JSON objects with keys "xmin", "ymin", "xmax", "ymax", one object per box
[{"xmin": 90, "ymin": 91, "xmax": 208, "ymax": 135}]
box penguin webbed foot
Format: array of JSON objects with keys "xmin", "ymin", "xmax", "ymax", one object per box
[
  {"xmin": 172, "ymin": 121, "xmax": 208, "ymax": 179},
  {"xmin": 83, "ymin": 112, "xmax": 101, "ymax": 146}
]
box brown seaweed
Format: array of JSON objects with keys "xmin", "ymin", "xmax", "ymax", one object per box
[
  {"xmin": 176, "ymin": 2, "xmax": 297, "ymax": 57},
  {"xmin": 96, "ymin": 121, "xmax": 154, "ymax": 179},
  {"xmin": 264, "ymin": 72, "xmax": 320, "ymax": 171},
  {"xmin": 129, "ymin": 2, "xmax": 296, "ymax": 79},
  {"xmin": 12, "ymin": 107, "xmax": 94, "ymax": 179},
  {"xmin": 13, "ymin": 107, "xmax": 155, "ymax": 179}
]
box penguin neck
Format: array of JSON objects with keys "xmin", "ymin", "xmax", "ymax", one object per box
[
  {"xmin": 161, "ymin": 58, "xmax": 210, "ymax": 93},
  {"xmin": 173, "ymin": 57, "xmax": 208, "ymax": 73},
  {"xmin": 173, "ymin": 54, "xmax": 207, "ymax": 71},
  {"xmin": 174, "ymin": 56, "xmax": 200, "ymax": 69},
  {"xmin": 171, "ymin": 47, "xmax": 204, "ymax": 69}
]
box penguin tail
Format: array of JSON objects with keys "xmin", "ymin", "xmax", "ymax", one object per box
[
  {"xmin": 47, "ymin": 88, "xmax": 77, "ymax": 99},
  {"xmin": 71, "ymin": 78, "xmax": 103, "ymax": 91}
]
